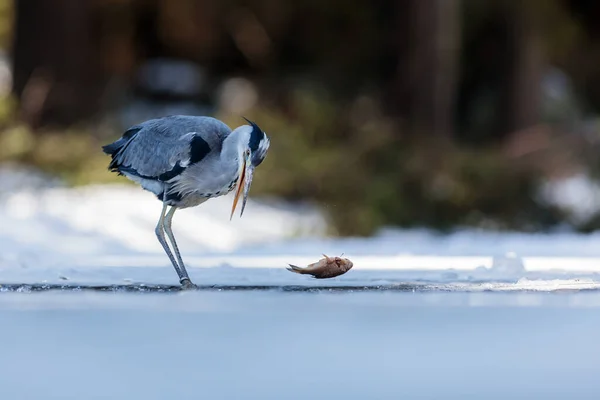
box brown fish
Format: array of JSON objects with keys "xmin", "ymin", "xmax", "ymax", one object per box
[{"xmin": 286, "ymin": 254, "xmax": 353, "ymax": 279}]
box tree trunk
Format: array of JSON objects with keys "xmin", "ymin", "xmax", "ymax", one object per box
[
  {"xmin": 403, "ymin": 0, "xmax": 461, "ymax": 138},
  {"xmin": 505, "ymin": 3, "xmax": 543, "ymax": 134},
  {"xmin": 12, "ymin": 0, "xmax": 104, "ymax": 129}
]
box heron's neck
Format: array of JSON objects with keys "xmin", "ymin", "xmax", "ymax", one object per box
[{"xmin": 220, "ymin": 128, "xmax": 246, "ymax": 179}]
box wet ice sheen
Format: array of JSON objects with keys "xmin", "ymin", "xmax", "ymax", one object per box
[{"xmin": 0, "ymin": 290, "xmax": 599, "ymax": 400}]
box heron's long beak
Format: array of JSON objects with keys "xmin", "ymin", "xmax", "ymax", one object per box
[{"xmin": 230, "ymin": 156, "xmax": 255, "ymax": 220}]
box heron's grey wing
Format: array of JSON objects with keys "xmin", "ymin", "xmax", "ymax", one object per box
[{"xmin": 103, "ymin": 115, "xmax": 231, "ymax": 181}]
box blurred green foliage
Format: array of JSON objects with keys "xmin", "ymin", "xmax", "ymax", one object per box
[
  {"xmin": 219, "ymin": 87, "xmax": 567, "ymax": 235},
  {"xmin": 0, "ymin": 85, "xmax": 565, "ymax": 236},
  {"xmin": 0, "ymin": 0, "xmax": 12, "ymax": 50},
  {"xmin": 0, "ymin": 84, "xmax": 587, "ymax": 237}
]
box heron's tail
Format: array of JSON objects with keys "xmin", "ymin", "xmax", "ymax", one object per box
[
  {"xmin": 286, "ymin": 264, "xmax": 308, "ymax": 274},
  {"xmin": 102, "ymin": 140, "xmax": 125, "ymax": 156},
  {"xmin": 102, "ymin": 126, "xmax": 142, "ymax": 171}
]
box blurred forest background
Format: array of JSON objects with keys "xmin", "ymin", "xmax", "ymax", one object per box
[{"xmin": 1, "ymin": 0, "xmax": 600, "ymax": 236}]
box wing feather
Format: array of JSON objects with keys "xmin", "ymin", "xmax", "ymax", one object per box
[{"xmin": 103, "ymin": 115, "xmax": 231, "ymax": 181}]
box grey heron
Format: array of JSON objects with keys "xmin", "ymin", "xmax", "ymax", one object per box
[{"xmin": 102, "ymin": 115, "xmax": 270, "ymax": 288}]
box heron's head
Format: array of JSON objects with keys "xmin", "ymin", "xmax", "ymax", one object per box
[{"xmin": 230, "ymin": 117, "xmax": 270, "ymax": 219}]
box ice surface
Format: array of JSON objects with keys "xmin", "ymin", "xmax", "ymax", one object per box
[{"xmin": 1, "ymin": 290, "xmax": 600, "ymax": 399}]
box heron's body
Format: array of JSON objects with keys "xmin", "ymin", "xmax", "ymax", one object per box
[
  {"xmin": 105, "ymin": 116, "xmax": 238, "ymax": 208},
  {"xmin": 102, "ymin": 115, "xmax": 270, "ymax": 287}
]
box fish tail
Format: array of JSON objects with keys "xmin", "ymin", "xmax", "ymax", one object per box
[{"xmin": 286, "ymin": 264, "xmax": 307, "ymax": 274}]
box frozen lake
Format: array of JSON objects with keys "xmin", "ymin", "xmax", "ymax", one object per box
[
  {"xmin": 1, "ymin": 273, "xmax": 600, "ymax": 400},
  {"xmin": 2, "ymin": 178, "xmax": 600, "ymax": 398}
]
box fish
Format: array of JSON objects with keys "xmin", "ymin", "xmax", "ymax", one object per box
[{"xmin": 286, "ymin": 254, "xmax": 353, "ymax": 279}]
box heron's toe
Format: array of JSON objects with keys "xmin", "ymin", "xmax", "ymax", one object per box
[{"xmin": 180, "ymin": 278, "xmax": 198, "ymax": 290}]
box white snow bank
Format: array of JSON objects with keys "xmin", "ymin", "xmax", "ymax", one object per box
[
  {"xmin": 539, "ymin": 172, "xmax": 600, "ymax": 226},
  {"xmin": 4, "ymin": 184, "xmax": 325, "ymax": 253},
  {"xmin": 2, "ymin": 164, "xmax": 600, "ymax": 279},
  {"xmin": 0, "ymin": 183, "xmax": 325, "ymax": 261}
]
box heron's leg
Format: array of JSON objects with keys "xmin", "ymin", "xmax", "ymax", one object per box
[
  {"xmin": 155, "ymin": 201, "xmax": 186, "ymax": 283},
  {"xmin": 163, "ymin": 206, "xmax": 193, "ymax": 286}
]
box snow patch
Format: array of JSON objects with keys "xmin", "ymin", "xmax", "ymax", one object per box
[
  {"xmin": 3, "ymin": 165, "xmax": 600, "ymax": 282},
  {"xmin": 539, "ymin": 172, "xmax": 600, "ymax": 225},
  {"xmin": 467, "ymin": 252, "xmax": 527, "ymax": 281}
]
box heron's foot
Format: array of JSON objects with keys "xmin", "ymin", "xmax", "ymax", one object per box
[{"xmin": 180, "ymin": 278, "xmax": 198, "ymax": 290}]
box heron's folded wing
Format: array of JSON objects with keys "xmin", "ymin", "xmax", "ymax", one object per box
[{"xmin": 106, "ymin": 116, "xmax": 230, "ymax": 182}]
